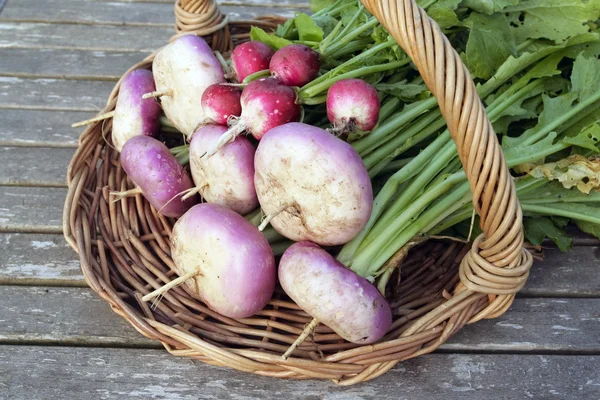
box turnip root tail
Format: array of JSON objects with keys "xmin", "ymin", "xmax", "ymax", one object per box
[
  {"xmin": 110, "ymin": 187, "xmax": 142, "ymax": 202},
  {"xmin": 156, "ymin": 187, "xmax": 199, "ymax": 215},
  {"xmin": 258, "ymin": 203, "xmax": 291, "ymax": 231},
  {"xmin": 282, "ymin": 318, "xmax": 319, "ymax": 360},
  {"xmin": 142, "ymin": 269, "xmax": 200, "ymax": 302},
  {"xmin": 142, "ymin": 88, "xmax": 174, "ymax": 100},
  {"xmin": 201, "ymin": 124, "xmax": 245, "ymax": 160},
  {"xmin": 71, "ymin": 111, "xmax": 115, "ymax": 128}
]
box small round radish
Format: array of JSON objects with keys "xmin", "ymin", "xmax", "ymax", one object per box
[
  {"xmin": 279, "ymin": 242, "xmax": 392, "ymax": 344},
  {"xmin": 231, "ymin": 41, "xmax": 275, "ymax": 82},
  {"xmin": 201, "ymin": 84, "xmax": 242, "ymax": 126},
  {"xmin": 120, "ymin": 136, "xmax": 196, "ymax": 218},
  {"xmin": 203, "ymin": 78, "xmax": 300, "ymax": 159},
  {"xmin": 150, "ymin": 35, "xmax": 225, "ymax": 136},
  {"xmin": 189, "ymin": 125, "xmax": 258, "ymax": 215},
  {"xmin": 170, "ymin": 203, "xmax": 276, "ymax": 318},
  {"xmin": 270, "ymin": 44, "xmax": 320, "ymax": 87},
  {"xmin": 111, "ymin": 69, "xmax": 161, "ymax": 152},
  {"xmin": 254, "ymin": 122, "xmax": 373, "ymax": 246},
  {"xmin": 327, "ymin": 79, "xmax": 380, "ymax": 133}
]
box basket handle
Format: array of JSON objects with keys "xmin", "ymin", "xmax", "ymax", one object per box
[
  {"xmin": 173, "ymin": 0, "xmax": 229, "ymax": 41},
  {"xmin": 361, "ymin": 0, "xmax": 532, "ymax": 318}
]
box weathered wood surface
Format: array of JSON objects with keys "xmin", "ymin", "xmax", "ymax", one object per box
[
  {"xmin": 0, "ymin": 109, "xmax": 87, "ymax": 147},
  {"xmin": 0, "ymin": 77, "xmax": 112, "ymax": 111},
  {"xmin": 0, "ymin": 0, "xmax": 306, "ymax": 26},
  {"xmin": 0, "ymin": 233, "xmax": 85, "ymax": 285},
  {"xmin": 1, "ymin": 346, "xmax": 598, "ymax": 399},
  {"xmin": 0, "ymin": 147, "xmax": 73, "ymax": 186},
  {"xmin": 0, "ymin": 186, "xmax": 65, "ymax": 233},
  {"xmin": 2, "ymin": 285, "xmax": 597, "ymax": 352}
]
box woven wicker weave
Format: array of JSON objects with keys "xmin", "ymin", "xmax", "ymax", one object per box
[{"xmin": 63, "ymin": 0, "xmax": 533, "ymax": 385}]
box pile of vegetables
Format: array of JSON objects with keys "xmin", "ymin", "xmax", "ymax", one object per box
[{"xmin": 74, "ymin": 0, "xmax": 600, "ymax": 357}]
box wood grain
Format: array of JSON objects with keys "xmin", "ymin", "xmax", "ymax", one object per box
[
  {"xmin": 0, "ymin": 186, "xmax": 65, "ymax": 233},
  {"xmin": 0, "ymin": 233, "xmax": 84, "ymax": 285},
  {"xmin": 0, "ymin": 147, "xmax": 73, "ymax": 186},
  {"xmin": 1, "ymin": 346, "xmax": 598, "ymax": 399}
]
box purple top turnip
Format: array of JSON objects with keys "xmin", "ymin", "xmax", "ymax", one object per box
[
  {"xmin": 151, "ymin": 35, "xmax": 225, "ymax": 136},
  {"xmin": 112, "ymin": 69, "xmax": 161, "ymax": 152},
  {"xmin": 231, "ymin": 41, "xmax": 275, "ymax": 82},
  {"xmin": 270, "ymin": 44, "xmax": 320, "ymax": 87},
  {"xmin": 189, "ymin": 125, "xmax": 258, "ymax": 215},
  {"xmin": 171, "ymin": 203, "xmax": 276, "ymax": 318},
  {"xmin": 200, "ymin": 84, "xmax": 242, "ymax": 126},
  {"xmin": 254, "ymin": 122, "xmax": 373, "ymax": 246},
  {"xmin": 279, "ymin": 242, "xmax": 392, "ymax": 344},
  {"xmin": 120, "ymin": 136, "xmax": 196, "ymax": 218},
  {"xmin": 327, "ymin": 78, "xmax": 381, "ymax": 134},
  {"xmin": 203, "ymin": 78, "xmax": 300, "ymax": 159}
]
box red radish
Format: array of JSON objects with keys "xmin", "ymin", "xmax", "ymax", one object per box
[
  {"xmin": 111, "ymin": 69, "xmax": 161, "ymax": 152},
  {"xmin": 119, "ymin": 136, "xmax": 196, "ymax": 218},
  {"xmin": 254, "ymin": 122, "xmax": 373, "ymax": 246},
  {"xmin": 144, "ymin": 203, "xmax": 276, "ymax": 319},
  {"xmin": 148, "ymin": 35, "xmax": 225, "ymax": 137},
  {"xmin": 231, "ymin": 41, "xmax": 275, "ymax": 82},
  {"xmin": 188, "ymin": 125, "xmax": 258, "ymax": 215},
  {"xmin": 203, "ymin": 78, "xmax": 300, "ymax": 159},
  {"xmin": 270, "ymin": 44, "xmax": 320, "ymax": 87},
  {"xmin": 200, "ymin": 84, "xmax": 242, "ymax": 126},
  {"xmin": 279, "ymin": 242, "xmax": 392, "ymax": 344},
  {"xmin": 327, "ymin": 78, "xmax": 380, "ymax": 134}
]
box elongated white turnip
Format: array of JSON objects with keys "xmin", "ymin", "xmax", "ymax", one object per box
[
  {"xmin": 119, "ymin": 136, "xmax": 196, "ymax": 218},
  {"xmin": 270, "ymin": 44, "xmax": 320, "ymax": 87},
  {"xmin": 231, "ymin": 41, "xmax": 275, "ymax": 82},
  {"xmin": 188, "ymin": 125, "xmax": 258, "ymax": 214},
  {"xmin": 203, "ymin": 78, "xmax": 300, "ymax": 159},
  {"xmin": 146, "ymin": 35, "xmax": 225, "ymax": 136},
  {"xmin": 279, "ymin": 242, "xmax": 392, "ymax": 345},
  {"xmin": 143, "ymin": 203, "xmax": 276, "ymax": 319},
  {"xmin": 327, "ymin": 78, "xmax": 380, "ymax": 134},
  {"xmin": 254, "ymin": 122, "xmax": 373, "ymax": 246},
  {"xmin": 200, "ymin": 84, "xmax": 242, "ymax": 126}
]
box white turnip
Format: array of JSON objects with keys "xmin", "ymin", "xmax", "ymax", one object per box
[{"xmin": 254, "ymin": 122, "xmax": 373, "ymax": 246}]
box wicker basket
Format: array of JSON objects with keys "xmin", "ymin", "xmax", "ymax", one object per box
[{"xmin": 64, "ymin": 0, "xmax": 533, "ymax": 385}]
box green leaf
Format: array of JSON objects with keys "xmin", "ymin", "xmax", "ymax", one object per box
[
  {"xmin": 519, "ymin": 180, "xmax": 600, "ymax": 203},
  {"xmin": 295, "ymin": 13, "xmax": 324, "ymax": 42},
  {"xmin": 504, "ymin": 131, "xmax": 558, "ymax": 164},
  {"xmin": 250, "ymin": 27, "xmax": 293, "ymax": 50},
  {"xmin": 571, "ymin": 53, "xmax": 600, "ymax": 102},
  {"xmin": 428, "ymin": 4, "xmax": 464, "ymax": 30},
  {"xmin": 506, "ymin": 0, "xmax": 600, "ymax": 43},
  {"xmin": 563, "ymin": 123, "xmax": 600, "ymax": 153},
  {"xmin": 312, "ymin": 15, "xmax": 339, "ymax": 37},
  {"xmin": 524, "ymin": 217, "xmax": 573, "ymax": 251},
  {"xmin": 375, "ymin": 81, "xmax": 429, "ymax": 100},
  {"xmin": 310, "ymin": 0, "xmax": 335, "ymax": 12},
  {"xmin": 464, "ymin": 13, "xmax": 517, "ymax": 79},
  {"xmin": 574, "ymin": 219, "xmax": 600, "ymax": 239},
  {"xmin": 461, "ymin": 0, "xmax": 518, "ymax": 14}
]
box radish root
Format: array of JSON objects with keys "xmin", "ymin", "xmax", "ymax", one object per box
[
  {"xmin": 72, "ymin": 111, "xmax": 115, "ymax": 128},
  {"xmin": 110, "ymin": 187, "xmax": 142, "ymax": 202},
  {"xmin": 282, "ymin": 318, "xmax": 319, "ymax": 360},
  {"xmin": 142, "ymin": 88, "xmax": 174, "ymax": 100},
  {"xmin": 142, "ymin": 269, "xmax": 200, "ymax": 302}
]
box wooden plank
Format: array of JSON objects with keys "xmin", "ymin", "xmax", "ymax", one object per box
[
  {"xmin": 0, "ymin": 48, "xmax": 148, "ymax": 80},
  {"xmin": 521, "ymin": 247, "xmax": 600, "ymax": 297},
  {"xmin": 0, "ymin": 286, "xmax": 158, "ymax": 347},
  {"xmin": 0, "ymin": 0, "xmax": 305, "ymax": 26},
  {"xmin": 0, "ymin": 233, "xmax": 85, "ymax": 285},
  {"xmin": 0, "ymin": 109, "xmax": 87, "ymax": 147},
  {"xmin": 2, "ymin": 286, "xmax": 598, "ymax": 352},
  {"xmin": 0, "ymin": 147, "xmax": 73, "ymax": 186},
  {"xmin": 0, "ymin": 22, "xmax": 171, "ymax": 52},
  {"xmin": 0, "ymin": 186, "xmax": 65, "ymax": 233},
  {"xmin": 1, "ymin": 347, "xmax": 598, "ymax": 399},
  {"xmin": 0, "ymin": 77, "xmax": 113, "ymax": 111}
]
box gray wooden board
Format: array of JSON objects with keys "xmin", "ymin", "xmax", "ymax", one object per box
[
  {"xmin": 1, "ymin": 346, "xmax": 599, "ymax": 399},
  {"xmin": 0, "ymin": 147, "xmax": 73, "ymax": 186},
  {"xmin": 0, "ymin": 77, "xmax": 113, "ymax": 111},
  {"xmin": 0, "ymin": 0, "xmax": 306, "ymax": 26},
  {"xmin": 1, "ymin": 286, "xmax": 598, "ymax": 352},
  {"xmin": 0, "ymin": 233, "xmax": 85, "ymax": 285},
  {"xmin": 0, "ymin": 48, "xmax": 148, "ymax": 80},
  {"xmin": 0, "ymin": 109, "xmax": 88, "ymax": 147},
  {"xmin": 0, "ymin": 186, "xmax": 65, "ymax": 233}
]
